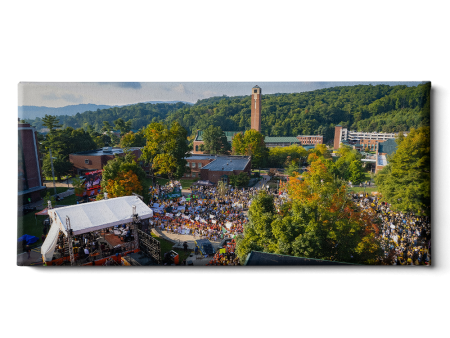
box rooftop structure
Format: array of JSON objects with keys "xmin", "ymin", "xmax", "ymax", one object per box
[
  {"xmin": 244, "ymin": 251, "xmax": 354, "ymax": 266},
  {"xmin": 201, "ymin": 155, "xmax": 251, "ymax": 172}
]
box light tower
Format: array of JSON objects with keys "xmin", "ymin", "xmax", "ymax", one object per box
[{"xmin": 251, "ymin": 85, "xmax": 262, "ymax": 132}]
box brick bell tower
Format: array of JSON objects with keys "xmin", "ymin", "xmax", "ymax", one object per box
[{"xmin": 251, "ymin": 85, "xmax": 262, "ymax": 132}]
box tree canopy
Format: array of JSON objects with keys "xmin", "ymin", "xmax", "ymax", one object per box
[
  {"xmin": 25, "ymin": 83, "xmax": 430, "ymax": 146},
  {"xmin": 236, "ymin": 157, "xmax": 382, "ymax": 264},
  {"xmin": 201, "ymin": 125, "xmax": 231, "ymax": 155},
  {"xmin": 232, "ymin": 129, "xmax": 268, "ymax": 169},
  {"xmin": 140, "ymin": 121, "xmax": 191, "ymax": 181},
  {"xmin": 375, "ymin": 126, "xmax": 430, "ymax": 215}
]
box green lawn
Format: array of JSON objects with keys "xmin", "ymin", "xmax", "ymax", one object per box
[{"xmin": 151, "ymin": 233, "xmax": 192, "ymax": 264}]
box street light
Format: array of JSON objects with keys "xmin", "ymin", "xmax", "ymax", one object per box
[{"xmin": 40, "ymin": 143, "xmax": 57, "ymax": 196}]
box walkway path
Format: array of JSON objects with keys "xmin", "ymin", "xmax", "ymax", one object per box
[
  {"xmin": 253, "ymin": 175, "xmax": 271, "ymax": 190},
  {"xmin": 19, "ymin": 188, "xmax": 75, "ymax": 212}
]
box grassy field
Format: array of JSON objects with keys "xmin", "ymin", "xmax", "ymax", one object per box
[
  {"xmin": 17, "ymin": 188, "xmax": 78, "ymax": 253},
  {"xmin": 151, "ymin": 233, "xmax": 191, "ymax": 264}
]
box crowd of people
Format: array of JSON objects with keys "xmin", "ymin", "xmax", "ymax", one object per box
[
  {"xmin": 148, "ymin": 182, "xmax": 268, "ymax": 242},
  {"xmin": 353, "ymin": 194, "xmax": 431, "ymax": 265},
  {"xmin": 206, "ymin": 239, "xmax": 240, "ymax": 266}
]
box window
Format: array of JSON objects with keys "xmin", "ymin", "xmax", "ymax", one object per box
[
  {"xmin": 192, "ymin": 173, "xmax": 196, "ymax": 178},
  {"xmin": 195, "ymin": 145, "xmax": 198, "ymax": 151},
  {"xmin": 85, "ymin": 159, "xmax": 89, "ymax": 164},
  {"xmin": 186, "ymin": 162, "xmax": 190, "ymax": 167},
  {"xmin": 186, "ymin": 173, "xmax": 190, "ymax": 178},
  {"xmin": 198, "ymin": 163, "xmax": 202, "ymax": 168},
  {"xmin": 254, "ymin": 89, "xmax": 257, "ymax": 93},
  {"xmin": 191, "ymin": 162, "xmax": 196, "ymax": 168}
]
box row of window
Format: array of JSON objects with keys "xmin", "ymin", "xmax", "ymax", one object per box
[
  {"xmin": 186, "ymin": 162, "xmax": 202, "ymax": 168},
  {"xmin": 184, "ymin": 173, "xmax": 197, "ymax": 178}
]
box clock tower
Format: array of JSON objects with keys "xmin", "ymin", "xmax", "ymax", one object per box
[{"xmin": 251, "ymin": 85, "xmax": 262, "ymax": 132}]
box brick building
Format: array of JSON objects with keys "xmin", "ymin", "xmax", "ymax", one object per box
[
  {"xmin": 18, "ymin": 123, "xmax": 46, "ymax": 205},
  {"xmin": 69, "ymin": 147, "xmax": 143, "ymax": 176},
  {"xmin": 198, "ymin": 155, "xmax": 251, "ymax": 184},
  {"xmin": 296, "ymin": 135, "xmax": 323, "ymax": 145},
  {"xmin": 182, "ymin": 154, "xmax": 252, "ymax": 183},
  {"xmin": 375, "ymin": 138, "xmax": 398, "ymax": 173},
  {"xmin": 182, "ymin": 155, "xmax": 217, "ymax": 179}
]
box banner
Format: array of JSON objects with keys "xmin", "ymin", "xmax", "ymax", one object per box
[
  {"xmin": 200, "ymin": 218, "xmax": 207, "ymax": 224},
  {"xmin": 182, "ymin": 214, "xmax": 190, "ymax": 220},
  {"xmin": 84, "ymin": 170, "xmax": 102, "ymax": 191},
  {"xmin": 209, "ymin": 214, "xmax": 215, "ymax": 219},
  {"xmin": 225, "ymin": 222, "xmax": 233, "ymax": 229},
  {"xmin": 165, "ymin": 213, "xmax": 173, "ymax": 218},
  {"xmin": 212, "ymin": 220, "xmax": 216, "ymax": 224}
]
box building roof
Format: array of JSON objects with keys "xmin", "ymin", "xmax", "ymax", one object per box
[
  {"xmin": 201, "ymin": 155, "xmax": 251, "ymax": 172},
  {"xmin": 296, "ymin": 135, "xmax": 323, "ymax": 138},
  {"xmin": 264, "ymin": 136, "xmax": 301, "ymax": 143},
  {"xmin": 378, "ymin": 138, "xmax": 398, "ymax": 157},
  {"xmin": 244, "ymin": 251, "xmax": 354, "ymax": 266},
  {"xmin": 253, "ymin": 85, "xmax": 260, "ymax": 88},
  {"xmin": 185, "ymin": 154, "xmax": 218, "ymax": 160},
  {"xmin": 70, "ymin": 147, "xmax": 141, "ymax": 156}
]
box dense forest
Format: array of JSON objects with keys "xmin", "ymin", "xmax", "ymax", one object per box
[{"xmin": 24, "ymin": 83, "xmax": 430, "ymax": 144}]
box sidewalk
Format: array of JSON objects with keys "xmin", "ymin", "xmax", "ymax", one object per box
[{"xmin": 253, "ymin": 175, "xmax": 270, "ymax": 190}]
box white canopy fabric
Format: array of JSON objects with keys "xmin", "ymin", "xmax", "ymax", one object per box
[
  {"xmin": 40, "ymin": 196, "xmax": 153, "ymax": 262},
  {"xmin": 40, "ymin": 221, "xmax": 61, "ymax": 262}
]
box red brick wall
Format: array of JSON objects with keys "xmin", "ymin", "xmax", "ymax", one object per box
[
  {"xmin": 183, "ymin": 158, "xmax": 214, "ymax": 179},
  {"xmin": 18, "ymin": 126, "xmax": 43, "ymax": 190},
  {"xmin": 251, "ymin": 91, "xmax": 262, "ymax": 132},
  {"xmin": 69, "ymin": 149, "xmax": 142, "ymax": 174},
  {"xmin": 334, "ymin": 126, "xmax": 342, "ymax": 150},
  {"xmin": 193, "ymin": 140, "xmax": 204, "ymax": 154}
]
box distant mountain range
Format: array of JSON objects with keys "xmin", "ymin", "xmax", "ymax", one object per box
[{"xmin": 18, "ymin": 101, "xmax": 193, "ymax": 120}]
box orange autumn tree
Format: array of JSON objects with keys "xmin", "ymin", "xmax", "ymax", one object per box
[
  {"xmin": 282, "ymin": 157, "xmax": 381, "ymax": 263},
  {"xmin": 106, "ymin": 170, "xmax": 143, "ymax": 198}
]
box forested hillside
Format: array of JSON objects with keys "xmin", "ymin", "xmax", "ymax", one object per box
[{"xmin": 24, "ymin": 83, "xmax": 430, "ymax": 143}]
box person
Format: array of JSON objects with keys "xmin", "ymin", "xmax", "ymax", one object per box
[
  {"xmin": 84, "ymin": 247, "xmax": 90, "ymax": 256},
  {"xmin": 183, "ymin": 241, "xmax": 188, "ymax": 252},
  {"xmin": 26, "ymin": 245, "xmax": 31, "ymax": 259},
  {"xmin": 194, "ymin": 245, "xmax": 199, "ymax": 256}
]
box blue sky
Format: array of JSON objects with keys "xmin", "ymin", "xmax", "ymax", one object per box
[{"xmin": 19, "ymin": 81, "xmax": 424, "ymax": 108}]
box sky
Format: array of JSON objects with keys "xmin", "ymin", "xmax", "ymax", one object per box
[{"xmin": 18, "ymin": 81, "xmax": 424, "ymax": 108}]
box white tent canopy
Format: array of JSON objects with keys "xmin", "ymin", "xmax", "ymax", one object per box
[{"xmin": 41, "ymin": 196, "xmax": 153, "ymax": 262}]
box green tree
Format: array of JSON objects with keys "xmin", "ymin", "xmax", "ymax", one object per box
[
  {"xmin": 229, "ymin": 172, "xmax": 250, "ymax": 187},
  {"xmin": 42, "ymin": 152, "xmax": 73, "ymax": 181},
  {"xmin": 113, "ymin": 118, "xmax": 132, "ymax": 136},
  {"xmin": 120, "ymin": 131, "xmax": 146, "ymax": 148},
  {"xmin": 202, "ymin": 126, "xmax": 231, "ymax": 154},
  {"xmin": 348, "ymin": 160, "xmax": 365, "ymax": 185},
  {"xmin": 141, "ymin": 121, "xmax": 191, "ymax": 183},
  {"xmin": 42, "ymin": 115, "xmax": 62, "ymax": 133},
  {"xmin": 236, "ymin": 157, "xmax": 382, "ymax": 264},
  {"xmin": 71, "ymin": 176, "xmax": 85, "ymax": 195},
  {"xmin": 232, "ymin": 129, "xmax": 268, "ymax": 169},
  {"xmin": 375, "ymin": 126, "xmax": 430, "ymax": 215}
]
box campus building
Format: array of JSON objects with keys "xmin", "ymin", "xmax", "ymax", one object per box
[
  {"xmin": 375, "ymin": 138, "xmax": 398, "ymax": 173},
  {"xmin": 69, "ymin": 147, "xmax": 143, "ymax": 176},
  {"xmin": 334, "ymin": 125, "xmax": 406, "ymax": 151},
  {"xmin": 18, "ymin": 122, "xmax": 46, "ymax": 205},
  {"xmin": 182, "ymin": 154, "xmax": 251, "ymax": 184},
  {"xmin": 192, "ymin": 85, "xmax": 323, "ymax": 154}
]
